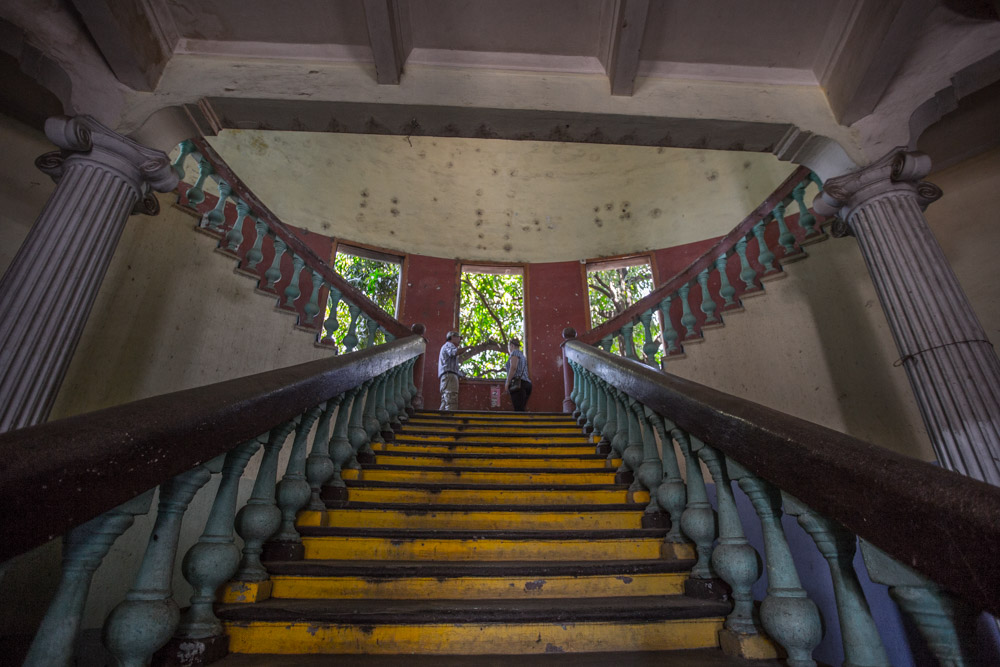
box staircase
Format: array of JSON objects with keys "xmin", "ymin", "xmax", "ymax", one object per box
[{"xmin": 213, "ymin": 409, "xmax": 753, "ymax": 662}]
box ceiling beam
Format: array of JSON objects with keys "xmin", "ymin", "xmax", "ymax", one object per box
[
  {"xmin": 604, "ymin": 0, "xmax": 651, "ymax": 97},
  {"xmin": 362, "ymin": 0, "xmax": 412, "ymax": 85},
  {"xmin": 821, "ymin": 0, "xmax": 935, "ymax": 125},
  {"xmin": 69, "ymin": 0, "xmax": 177, "ymax": 92}
]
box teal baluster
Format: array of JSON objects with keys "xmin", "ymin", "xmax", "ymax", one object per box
[
  {"xmin": 283, "ymin": 254, "xmax": 305, "ymax": 307},
  {"xmin": 321, "ymin": 286, "xmax": 343, "ymax": 347},
  {"xmin": 347, "ymin": 380, "xmax": 374, "ymax": 469},
  {"xmin": 715, "ymin": 255, "xmax": 739, "ymax": 310},
  {"xmin": 569, "ymin": 361, "xmax": 582, "ymax": 420},
  {"xmin": 271, "ymin": 406, "xmax": 325, "ymax": 555},
  {"xmin": 639, "ymin": 309, "xmax": 660, "ymax": 366},
  {"xmin": 621, "ymin": 394, "xmax": 644, "ymax": 490},
  {"xmin": 234, "ymin": 420, "xmax": 297, "ymax": 581},
  {"xmin": 591, "ymin": 374, "xmax": 608, "ymax": 439},
  {"xmin": 576, "ymin": 368, "xmax": 592, "ymax": 429},
  {"xmin": 225, "ymin": 198, "xmax": 249, "ymax": 253},
  {"xmin": 729, "ymin": 462, "xmax": 822, "ymax": 666},
  {"xmin": 621, "ymin": 322, "xmax": 639, "ymax": 361},
  {"xmin": 405, "ymin": 356, "xmax": 420, "ymax": 412},
  {"xmin": 774, "ymin": 199, "xmax": 804, "ymax": 261},
  {"xmin": 306, "ymin": 398, "xmax": 339, "ymax": 510},
  {"xmin": 598, "ymin": 335, "xmax": 614, "ymax": 353},
  {"xmin": 645, "ymin": 411, "xmax": 689, "ymax": 548},
  {"xmin": 374, "ymin": 372, "xmax": 393, "ymax": 441},
  {"xmin": 673, "ymin": 428, "xmax": 717, "ymax": 575},
  {"xmin": 389, "ymin": 366, "xmax": 405, "ymax": 428},
  {"xmin": 173, "ymin": 439, "xmax": 262, "ymax": 652},
  {"xmin": 809, "ymin": 172, "xmax": 823, "ymax": 190},
  {"xmin": 678, "ymin": 283, "xmax": 699, "ymax": 340},
  {"xmin": 792, "ymin": 180, "xmax": 823, "ymax": 241},
  {"xmin": 753, "ymin": 219, "xmax": 780, "ymax": 277},
  {"xmin": 694, "ymin": 439, "xmax": 763, "ymax": 637},
  {"xmin": 103, "ymin": 466, "xmax": 213, "ymax": 667},
  {"xmin": 632, "ymin": 401, "xmax": 666, "ymax": 524},
  {"xmin": 596, "ymin": 378, "xmax": 617, "ymax": 456},
  {"xmin": 365, "ymin": 316, "xmax": 379, "ymax": 348},
  {"xmin": 263, "ymin": 236, "xmax": 287, "ymax": 291},
  {"xmin": 609, "ymin": 389, "xmax": 630, "ymax": 477},
  {"xmin": 783, "ymin": 496, "xmax": 890, "ymax": 667},
  {"xmin": 697, "ymin": 268, "xmax": 719, "ymax": 326},
  {"xmin": 201, "ymin": 178, "xmax": 230, "ymax": 232},
  {"xmin": 327, "ymin": 387, "xmax": 363, "ymax": 507},
  {"xmin": 585, "ymin": 371, "xmax": 601, "ymax": 432},
  {"xmin": 735, "ymin": 234, "xmax": 758, "ymax": 291},
  {"xmin": 658, "ymin": 295, "xmax": 680, "ymax": 357},
  {"xmin": 23, "ymin": 493, "xmax": 153, "ymax": 667},
  {"xmin": 303, "ymin": 270, "xmax": 323, "ymax": 325},
  {"xmin": 171, "ymin": 140, "xmax": 195, "ymax": 180},
  {"xmin": 861, "ymin": 541, "xmax": 980, "ymax": 665},
  {"xmin": 184, "ymin": 156, "xmax": 212, "ymax": 208},
  {"xmin": 342, "ymin": 302, "xmax": 362, "ymax": 353},
  {"xmin": 244, "ymin": 218, "xmax": 267, "ymax": 270}
]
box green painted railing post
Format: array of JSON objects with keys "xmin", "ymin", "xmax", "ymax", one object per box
[
  {"xmin": 263, "ymin": 236, "xmax": 287, "ymax": 291},
  {"xmin": 596, "ymin": 378, "xmax": 617, "ymax": 456},
  {"xmin": 678, "ymin": 283, "xmax": 699, "ymax": 339},
  {"xmin": 735, "ymin": 235, "xmax": 759, "ymax": 291},
  {"xmin": 244, "ymin": 219, "xmax": 267, "ymax": 270},
  {"xmin": 783, "ymin": 496, "xmax": 890, "ymax": 667},
  {"xmin": 271, "ymin": 405, "xmax": 325, "ymax": 555},
  {"xmin": 23, "ymin": 493, "xmax": 154, "ymax": 667},
  {"xmin": 861, "ymin": 541, "xmax": 980, "ymax": 665},
  {"xmin": 327, "ymin": 387, "xmax": 362, "ymax": 506},
  {"xmin": 283, "ymin": 254, "xmax": 305, "ymax": 307},
  {"xmin": 321, "ymin": 286, "xmax": 343, "ymax": 348},
  {"xmin": 342, "ymin": 302, "xmax": 362, "ymax": 353},
  {"xmin": 103, "ymin": 465, "xmax": 213, "ymax": 666},
  {"xmin": 621, "ymin": 322, "xmax": 639, "ymax": 361},
  {"xmin": 598, "ymin": 335, "xmax": 614, "ymax": 353},
  {"xmin": 639, "ymin": 309, "xmax": 660, "ymax": 366},
  {"xmin": 579, "ymin": 371, "xmax": 595, "ymax": 431},
  {"xmin": 633, "ymin": 401, "xmax": 666, "ymax": 524},
  {"xmin": 303, "ymin": 270, "xmax": 323, "ymax": 325},
  {"xmin": 171, "ymin": 140, "xmax": 194, "ymax": 179},
  {"xmin": 364, "ymin": 316, "xmax": 379, "ymax": 348},
  {"xmin": 792, "ymin": 179, "xmax": 826, "ymax": 243},
  {"xmin": 658, "ymin": 295, "xmax": 680, "ymax": 357},
  {"xmin": 729, "ymin": 462, "xmax": 821, "ymax": 666},
  {"xmin": 375, "ymin": 371, "xmax": 394, "ymax": 441},
  {"xmin": 610, "ymin": 389, "xmax": 631, "ymax": 479},
  {"xmin": 234, "ymin": 420, "xmax": 296, "ymax": 581},
  {"xmin": 715, "ymin": 255, "xmax": 739, "ymax": 310},
  {"xmin": 306, "ymin": 396, "xmax": 341, "ymax": 510},
  {"xmin": 621, "ymin": 395, "xmax": 645, "ymax": 490},
  {"xmin": 673, "ymin": 428, "xmax": 717, "ymax": 581},
  {"xmin": 753, "ymin": 219, "xmax": 780, "ymax": 276},
  {"xmin": 184, "ymin": 156, "xmax": 212, "ymax": 207},
  {"xmin": 592, "ymin": 374, "xmax": 608, "ymax": 437},
  {"xmin": 172, "ymin": 439, "xmax": 262, "ymax": 652},
  {"xmin": 225, "ymin": 199, "xmax": 249, "ymax": 253},
  {"xmin": 201, "ymin": 179, "xmax": 230, "ymax": 231},
  {"xmin": 569, "ymin": 362, "xmax": 582, "ymax": 420},
  {"xmin": 697, "ymin": 268, "xmax": 719, "ymax": 326},
  {"xmin": 362, "ymin": 374, "xmax": 385, "ymax": 452},
  {"xmin": 694, "ymin": 440, "xmax": 762, "ymax": 637},
  {"xmin": 774, "ymin": 200, "xmax": 804, "ymax": 261},
  {"xmin": 646, "ymin": 411, "xmax": 690, "ymax": 547},
  {"xmin": 347, "ymin": 379, "xmax": 373, "ymax": 468},
  {"xmin": 571, "ymin": 363, "xmax": 588, "ymax": 426}
]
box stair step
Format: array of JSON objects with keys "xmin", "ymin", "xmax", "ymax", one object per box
[
  {"xmin": 400, "ymin": 425, "xmax": 584, "ymax": 435},
  {"xmin": 395, "ymin": 433, "xmax": 589, "ymax": 444},
  {"xmin": 341, "ymin": 483, "xmax": 645, "ymax": 505},
  {"xmin": 374, "ymin": 441, "xmax": 599, "ymax": 455},
  {"xmin": 299, "ymin": 506, "xmax": 647, "ymax": 530},
  {"xmin": 218, "ymin": 596, "xmax": 728, "ymax": 655},
  {"xmin": 263, "ymin": 559, "xmax": 693, "ymax": 600},
  {"xmin": 373, "ymin": 452, "xmax": 618, "ymax": 469},
  {"xmin": 341, "ymin": 467, "xmax": 617, "ymax": 485},
  {"xmin": 297, "ymin": 527, "xmax": 668, "ymax": 561},
  {"xmin": 415, "ymin": 410, "xmax": 571, "ymax": 419}
]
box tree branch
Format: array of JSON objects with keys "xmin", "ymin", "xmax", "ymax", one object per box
[{"xmin": 462, "ymin": 277, "xmax": 510, "ymax": 343}]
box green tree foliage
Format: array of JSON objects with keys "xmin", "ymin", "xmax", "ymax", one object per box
[
  {"xmin": 459, "ymin": 271, "xmax": 524, "ymax": 379},
  {"xmin": 325, "ymin": 251, "xmax": 400, "ymax": 349},
  {"xmin": 588, "ymin": 264, "xmax": 662, "ymax": 365}
]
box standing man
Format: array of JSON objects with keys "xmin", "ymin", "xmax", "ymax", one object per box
[{"xmin": 438, "ymin": 331, "xmax": 470, "ymax": 411}]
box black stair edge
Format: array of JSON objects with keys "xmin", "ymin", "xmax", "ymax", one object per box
[
  {"xmin": 334, "ymin": 502, "xmax": 643, "ymax": 512},
  {"xmin": 415, "ymin": 410, "xmax": 571, "ymax": 417},
  {"xmin": 342, "ymin": 480, "xmax": 628, "ymax": 491},
  {"xmin": 357, "ymin": 464, "xmax": 615, "ymax": 474},
  {"xmin": 375, "ymin": 450, "xmax": 610, "ymax": 461},
  {"xmin": 400, "ymin": 424, "xmax": 584, "ymax": 432},
  {"xmin": 215, "ymin": 595, "xmax": 731, "ymax": 625},
  {"xmin": 297, "ymin": 526, "xmax": 669, "ymax": 540},
  {"xmin": 263, "ymin": 558, "xmax": 696, "ymax": 578},
  {"xmin": 382, "ymin": 441, "xmax": 598, "ymax": 450}
]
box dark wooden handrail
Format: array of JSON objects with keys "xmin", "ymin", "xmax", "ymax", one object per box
[
  {"xmin": 191, "ymin": 138, "xmax": 411, "ymax": 339},
  {"xmin": 564, "ymin": 338, "xmax": 1000, "ymax": 615},
  {"xmin": 0, "ymin": 334, "xmax": 425, "ymax": 562},
  {"xmin": 579, "ymin": 165, "xmax": 812, "ymax": 345}
]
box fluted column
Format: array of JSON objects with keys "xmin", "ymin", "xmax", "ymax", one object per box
[
  {"xmin": 0, "ymin": 115, "xmax": 177, "ymax": 433},
  {"xmin": 815, "ymin": 149, "xmax": 1000, "ymax": 485}
]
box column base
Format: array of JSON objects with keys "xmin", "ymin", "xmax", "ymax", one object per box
[
  {"xmin": 684, "ymin": 577, "xmax": 730, "ymax": 601},
  {"xmin": 153, "ymin": 633, "xmax": 229, "ymax": 667},
  {"xmin": 262, "ymin": 540, "xmax": 304, "ymax": 562},
  {"xmin": 718, "ymin": 628, "xmax": 782, "ymax": 660}
]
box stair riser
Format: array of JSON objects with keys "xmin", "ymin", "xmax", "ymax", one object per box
[
  {"xmin": 373, "ymin": 443, "xmax": 599, "ymax": 456},
  {"xmin": 299, "ymin": 509, "xmax": 644, "ymax": 530},
  {"xmin": 397, "ymin": 435, "xmax": 588, "ymax": 444},
  {"xmin": 269, "ymin": 573, "xmax": 686, "ymax": 600},
  {"xmin": 343, "ymin": 487, "xmax": 645, "ymax": 505},
  {"xmin": 342, "ymin": 469, "xmax": 616, "ymax": 485},
  {"xmin": 302, "ymin": 536, "xmax": 664, "ymax": 561},
  {"xmin": 224, "ymin": 618, "xmax": 724, "ymax": 654},
  {"xmin": 373, "ymin": 455, "xmax": 617, "ymax": 469},
  {"xmin": 401, "ymin": 427, "xmax": 584, "ymax": 435}
]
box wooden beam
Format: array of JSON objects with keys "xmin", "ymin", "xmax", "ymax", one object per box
[
  {"xmin": 362, "ymin": 0, "xmax": 412, "ymax": 85},
  {"xmin": 69, "ymin": 0, "xmax": 177, "ymax": 91},
  {"xmin": 604, "ymin": 0, "xmax": 651, "ymax": 97}
]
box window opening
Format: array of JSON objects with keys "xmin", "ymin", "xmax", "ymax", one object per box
[
  {"xmin": 458, "ymin": 265, "xmax": 525, "ymax": 379},
  {"xmin": 586, "ymin": 256, "xmax": 661, "ymax": 365},
  {"xmin": 327, "ymin": 244, "xmax": 401, "ymax": 348}
]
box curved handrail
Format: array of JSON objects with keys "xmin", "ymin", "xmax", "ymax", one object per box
[
  {"xmin": 564, "ymin": 337, "xmax": 1000, "ymax": 616},
  {"xmin": 579, "ymin": 165, "xmax": 816, "ymax": 347},
  {"xmin": 179, "ymin": 138, "xmax": 410, "ymax": 340},
  {"xmin": 0, "ymin": 333, "xmax": 426, "ymax": 562}
]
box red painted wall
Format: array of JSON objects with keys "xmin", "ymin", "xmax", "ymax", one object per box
[
  {"xmin": 397, "ymin": 254, "xmax": 460, "ymax": 410},
  {"xmin": 525, "ymin": 262, "xmax": 591, "ymax": 413}
]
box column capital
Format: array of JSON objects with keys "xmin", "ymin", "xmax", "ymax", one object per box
[
  {"xmin": 34, "ymin": 115, "xmax": 178, "ymax": 215},
  {"xmin": 812, "ymin": 147, "xmax": 942, "ymax": 234}
]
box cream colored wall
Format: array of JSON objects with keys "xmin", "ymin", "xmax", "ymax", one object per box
[{"xmin": 205, "ymin": 130, "xmax": 796, "ymax": 263}]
